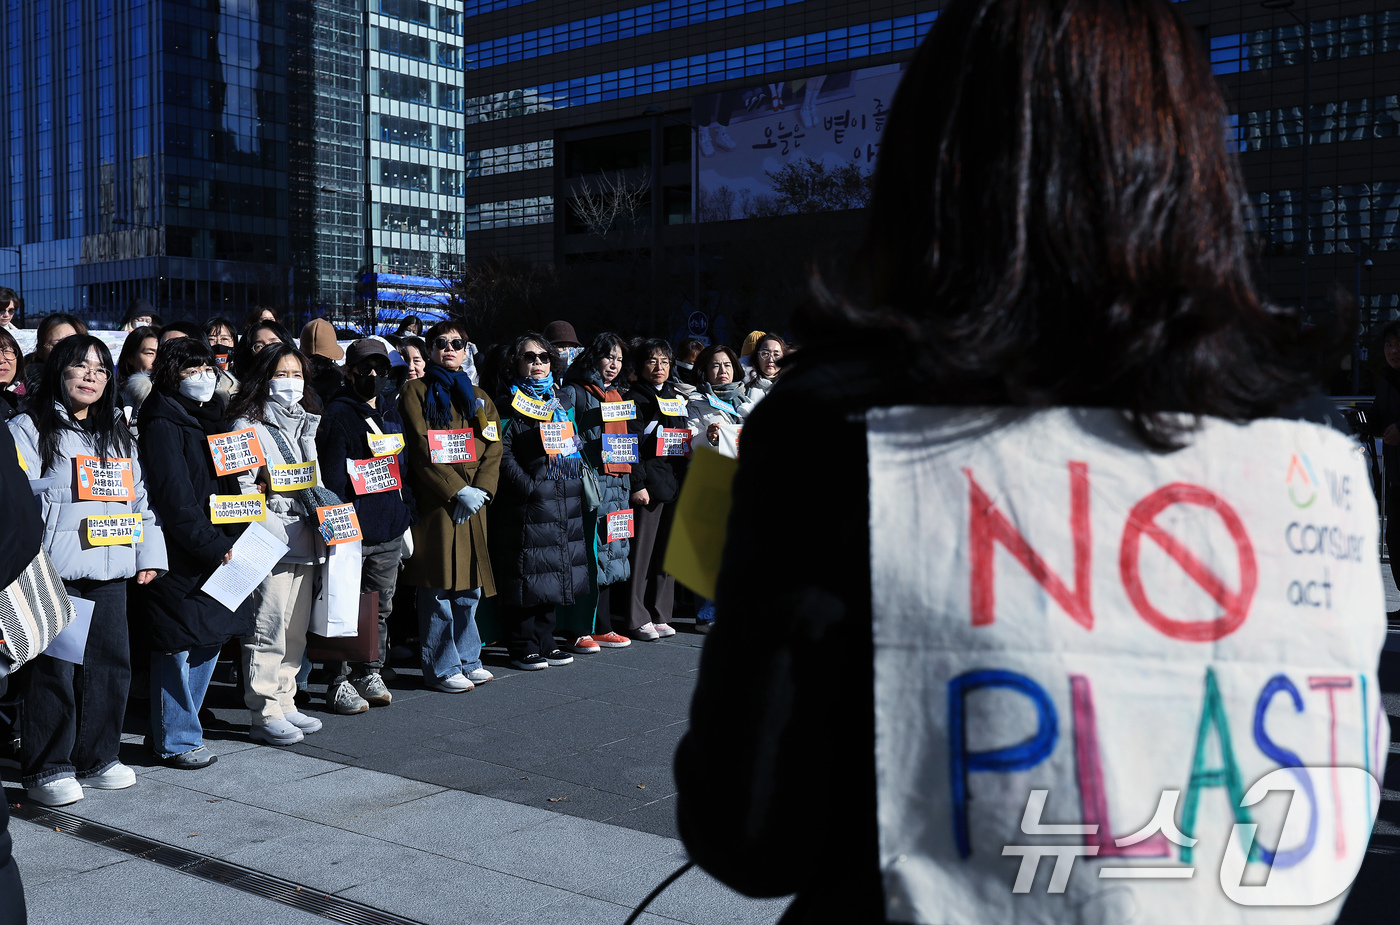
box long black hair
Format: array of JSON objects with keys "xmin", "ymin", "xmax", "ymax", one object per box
[
  {"xmin": 33, "ymin": 313, "xmax": 88, "ymax": 361},
  {"xmin": 805, "ymin": 0, "xmax": 1342, "ymax": 446},
  {"xmin": 30, "ymin": 334, "xmax": 131, "ymax": 472},
  {"xmin": 233, "ymin": 319, "xmax": 293, "ymax": 380},
  {"xmin": 226, "ymin": 341, "xmax": 313, "ymax": 424},
  {"xmin": 118, "ymin": 326, "xmax": 161, "ymax": 378},
  {"xmin": 565, "ymin": 332, "xmax": 630, "ymax": 385}
]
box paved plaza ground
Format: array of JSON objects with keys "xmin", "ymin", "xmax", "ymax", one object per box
[{"xmin": 6, "ymin": 595, "xmax": 1400, "ymax": 925}]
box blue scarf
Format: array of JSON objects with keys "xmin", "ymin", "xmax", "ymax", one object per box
[
  {"xmin": 509, "ymin": 374, "xmax": 582, "ymax": 471},
  {"xmin": 424, "ymin": 363, "xmax": 482, "ymax": 428}
]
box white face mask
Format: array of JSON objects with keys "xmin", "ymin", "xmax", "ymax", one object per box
[
  {"xmin": 268, "ymin": 378, "xmax": 305, "ymax": 408},
  {"xmin": 178, "ymin": 370, "xmax": 217, "ymax": 404}
]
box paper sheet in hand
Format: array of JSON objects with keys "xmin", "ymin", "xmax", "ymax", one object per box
[
  {"xmin": 201, "ymin": 522, "xmax": 289, "ymax": 611},
  {"xmin": 44, "ymin": 596, "xmax": 94, "ymax": 664},
  {"xmin": 663, "ymin": 446, "xmax": 737, "ymax": 600}
]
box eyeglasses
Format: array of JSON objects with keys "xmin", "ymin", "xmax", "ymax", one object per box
[
  {"xmin": 433, "ymin": 337, "xmax": 467, "ymax": 351},
  {"xmin": 0, "ymin": 306, "xmax": 13, "ymax": 316},
  {"xmin": 179, "ymin": 364, "xmax": 213, "ymax": 378},
  {"xmin": 757, "ymin": 350, "xmax": 782, "ymax": 359},
  {"xmin": 67, "ymin": 363, "xmax": 111, "ymax": 382},
  {"xmin": 521, "ymin": 351, "xmax": 550, "ymax": 365},
  {"xmin": 0, "ymin": 347, "xmax": 15, "ymax": 361}
]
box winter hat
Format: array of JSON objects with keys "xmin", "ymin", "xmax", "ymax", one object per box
[
  {"xmin": 344, "ymin": 337, "xmax": 389, "ymax": 367},
  {"xmin": 740, "ymin": 330, "xmax": 767, "ymax": 358},
  {"xmin": 300, "ymin": 317, "xmax": 344, "ymax": 361},
  {"xmin": 543, "ymin": 320, "xmax": 582, "ymax": 347}
]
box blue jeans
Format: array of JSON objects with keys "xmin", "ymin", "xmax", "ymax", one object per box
[
  {"xmin": 697, "ymin": 598, "xmax": 716, "ymax": 625},
  {"xmin": 149, "ymin": 645, "xmax": 221, "ymax": 758},
  {"xmin": 418, "ymin": 587, "xmax": 483, "ymax": 681}
]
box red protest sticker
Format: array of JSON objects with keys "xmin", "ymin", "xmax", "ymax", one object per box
[
  {"xmin": 428, "ymin": 429, "xmax": 476, "ymax": 464},
  {"xmin": 207, "ymin": 428, "xmax": 267, "ymax": 475},
  {"xmin": 656, "ymin": 428, "xmax": 692, "ymax": 458},
  {"xmin": 346, "ymin": 456, "xmax": 402, "ymax": 495},
  {"xmin": 606, "ymin": 508, "xmax": 635, "ymax": 542},
  {"xmin": 74, "ymin": 455, "xmax": 135, "ymax": 501}
]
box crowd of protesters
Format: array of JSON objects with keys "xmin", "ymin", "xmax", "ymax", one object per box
[{"xmin": 0, "ymin": 288, "xmax": 787, "ymax": 806}]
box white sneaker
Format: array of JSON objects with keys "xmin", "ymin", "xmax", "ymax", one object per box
[
  {"xmin": 429, "ymin": 673, "xmax": 474, "ymax": 693},
  {"xmin": 283, "ymin": 711, "xmax": 323, "ymax": 734},
  {"xmin": 653, "ymin": 623, "xmax": 676, "ymax": 638},
  {"xmin": 250, "ymin": 718, "xmax": 305, "ymax": 746},
  {"xmin": 328, "ymin": 680, "xmax": 370, "ymax": 714},
  {"xmin": 82, "ymin": 763, "xmax": 136, "ymax": 790},
  {"xmin": 465, "ymin": 668, "xmax": 495, "ymax": 684},
  {"xmin": 698, "ymin": 127, "xmax": 716, "ymax": 158},
  {"xmin": 800, "ymin": 102, "xmax": 817, "ymax": 128},
  {"xmin": 712, "ymin": 125, "xmax": 737, "ymax": 151},
  {"xmin": 632, "ymin": 622, "xmax": 661, "ymax": 641},
  {"xmin": 28, "ymin": 776, "xmax": 83, "ymax": 806}
]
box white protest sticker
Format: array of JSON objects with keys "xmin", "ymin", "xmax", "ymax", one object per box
[
  {"xmin": 270, "ymin": 461, "xmax": 318, "ymax": 492},
  {"xmin": 481, "ymin": 421, "xmax": 500, "ymax": 442},
  {"xmin": 866, "ymin": 406, "xmax": 1388, "ymax": 925},
  {"xmin": 601, "ymin": 400, "xmax": 637, "ymax": 422},
  {"xmin": 428, "ymin": 429, "xmax": 476, "ymax": 464}
]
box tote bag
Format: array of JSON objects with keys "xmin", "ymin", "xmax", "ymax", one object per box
[{"xmin": 0, "ymin": 546, "xmax": 77, "ymax": 677}]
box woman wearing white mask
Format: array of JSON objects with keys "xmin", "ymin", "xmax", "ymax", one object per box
[{"xmin": 227, "ymin": 343, "xmax": 341, "ymax": 746}]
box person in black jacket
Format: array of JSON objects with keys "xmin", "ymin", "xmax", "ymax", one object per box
[
  {"xmin": 613, "ymin": 338, "xmax": 689, "ymax": 640},
  {"xmin": 315, "ymin": 338, "xmax": 416, "ymax": 713},
  {"xmin": 0, "ymin": 415, "xmax": 43, "ymax": 923},
  {"xmin": 491, "ymin": 333, "xmax": 587, "ymax": 671},
  {"xmin": 135, "ymin": 338, "xmax": 254, "ymax": 770},
  {"xmin": 675, "ymin": 1, "xmax": 1358, "ymax": 921}
]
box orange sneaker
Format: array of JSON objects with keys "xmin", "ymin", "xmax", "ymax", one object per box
[
  {"xmin": 570, "ymin": 635, "xmax": 601, "ymax": 654},
  {"xmin": 591, "ymin": 632, "xmax": 632, "ymax": 649}
]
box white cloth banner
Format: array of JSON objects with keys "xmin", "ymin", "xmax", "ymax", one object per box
[
  {"xmin": 868, "ymin": 407, "xmax": 1387, "ymax": 925},
  {"xmin": 310, "ymin": 539, "xmax": 362, "ymax": 637}
]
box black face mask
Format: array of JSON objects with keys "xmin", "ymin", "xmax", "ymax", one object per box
[{"xmin": 351, "ymin": 373, "xmax": 380, "ymax": 400}]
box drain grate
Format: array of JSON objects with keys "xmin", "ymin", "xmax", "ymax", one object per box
[{"xmin": 10, "ymin": 798, "xmax": 427, "ymax": 925}]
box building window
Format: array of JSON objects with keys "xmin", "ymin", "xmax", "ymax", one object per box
[
  {"xmin": 439, "ymin": 169, "xmax": 464, "ymax": 196},
  {"xmin": 380, "ymin": 0, "xmax": 432, "ymax": 27},
  {"xmin": 437, "ymin": 45, "xmax": 460, "ymax": 69},
  {"xmin": 438, "ymin": 83, "xmax": 463, "ymax": 111},
  {"xmin": 438, "ymin": 126, "xmax": 462, "ymax": 153},
  {"xmin": 378, "ymin": 28, "xmax": 430, "ymax": 62},
  {"xmin": 1210, "ymin": 11, "xmax": 1400, "ymax": 75},
  {"xmin": 380, "ymin": 114, "xmax": 434, "ymax": 148},
  {"xmin": 1233, "ymin": 95, "xmax": 1400, "ymax": 151},
  {"xmin": 379, "ymin": 159, "xmax": 433, "ymax": 191},
  {"xmin": 378, "ymin": 71, "xmax": 432, "ymax": 106},
  {"xmin": 464, "ymin": 11, "xmax": 938, "ymax": 122},
  {"xmin": 1252, "ymin": 182, "xmax": 1400, "ymax": 255},
  {"xmin": 464, "ymin": 139, "xmax": 553, "ymax": 178},
  {"xmin": 464, "ymin": 196, "xmax": 554, "ymax": 231}
]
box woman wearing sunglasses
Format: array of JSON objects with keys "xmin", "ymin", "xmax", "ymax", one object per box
[
  {"xmin": 400, "ymin": 320, "xmax": 502, "ymax": 692},
  {"xmin": 490, "ymin": 333, "xmax": 589, "ymax": 671},
  {"xmin": 8, "ymin": 335, "xmax": 167, "ymax": 805}
]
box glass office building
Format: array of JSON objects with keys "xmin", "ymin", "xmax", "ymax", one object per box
[{"xmin": 0, "ymin": 0, "xmax": 289, "ymax": 323}]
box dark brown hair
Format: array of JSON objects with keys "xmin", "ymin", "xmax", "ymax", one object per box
[
  {"xmin": 227, "ymin": 342, "xmax": 314, "ymax": 424},
  {"xmin": 806, "ymin": 0, "xmax": 1341, "ymax": 445}
]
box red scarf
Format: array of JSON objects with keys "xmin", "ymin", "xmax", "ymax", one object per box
[{"xmin": 587, "ymin": 384, "xmax": 631, "ymax": 475}]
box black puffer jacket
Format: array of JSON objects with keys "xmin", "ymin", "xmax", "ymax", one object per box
[
  {"xmin": 626, "ymin": 379, "xmax": 689, "ymax": 504},
  {"xmin": 135, "ymin": 390, "xmax": 254, "ymax": 652},
  {"xmin": 490, "ymin": 388, "xmax": 590, "ymax": 608}
]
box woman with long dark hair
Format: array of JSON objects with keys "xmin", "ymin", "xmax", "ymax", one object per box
[
  {"xmin": 117, "ymin": 325, "xmax": 161, "ymax": 420},
  {"xmin": 135, "ymin": 338, "xmax": 253, "ymax": 768},
  {"xmin": 0, "ymin": 326, "xmax": 24, "ymax": 421},
  {"xmin": 233, "ymin": 319, "xmax": 293, "ymax": 381},
  {"xmin": 227, "ymin": 343, "xmax": 340, "ymax": 745},
  {"xmin": 490, "ymin": 333, "xmax": 587, "ymax": 670},
  {"xmin": 557, "ymin": 332, "xmax": 636, "ymax": 653},
  {"xmin": 8, "ymin": 335, "xmax": 167, "ymax": 806},
  {"xmin": 675, "ymin": 1, "xmax": 1375, "ymax": 921},
  {"xmin": 24, "ymin": 312, "xmax": 87, "ymax": 393}
]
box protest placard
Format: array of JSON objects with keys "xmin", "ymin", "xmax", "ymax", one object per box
[
  {"xmin": 541, "ymin": 420, "xmax": 578, "ymax": 456},
  {"xmin": 316, "ymin": 503, "xmax": 363, "ymax": 545},
  {"xmin": 716, "ymin": 423, "xmax": 742, "ymax": 460},
  {"xmin": 511, "ymin": 391, "xmax": 554, "ymax": 420},
  {"xmin": 367, "ymin": 432, "xmax": 405, "ymax": 457},
  {"xmin": 656, "ymin": 396, "xmax": 686, "ymax": 417},
  {"xmin": 601, "ymin": 400, "xmax": 637, "ymax": 422},
  {"xmin": 601, "ymin": 433, "xmax": 639, "ymax": 464},
  {"xmin": 606, "ymin": 508, "xmax": 634, "ymax": 542},
  {"xmin": 427, "ymin": 429, "xmax": 476, "ymax": 464},
  {"xmin": 270, "ymin": 461, "xmax": 318, "ymax": 492},
  {"xmin": 865, "ymin": 406, "xmax": 1388, "ymax": 923},
  {"xmin": 347, "ymin": 455, "xmax": 402, "ymax": 494},
  {"xmin": 74, "ymin": 455, "xmax": 135, "ymax": 501},
  {"xmin": 207, "ymin": 428, "xmax": 267, "ymax": 475},
  {"xmin": 209, "ymin": 494, "xmax": 267, "ymax": 523},
  {"xmin": 656, "ymin": 428, "xmax": 692, "ymax": 457},
  {"xmin": 85, "ymin": 513, "xmax": 143, "ymax": 546}
]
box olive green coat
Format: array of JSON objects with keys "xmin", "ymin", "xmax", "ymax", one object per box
[{"xmin": 399, "ymin": 377, "xmax": 503, "ymax": 594}]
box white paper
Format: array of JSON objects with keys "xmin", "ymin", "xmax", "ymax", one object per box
[
  {"xmin": 200, "ymin": 521, "xmax": 289, "ymax": 612},
  {"xmin": 44, "ymin": 596, "xmax": 94, "ymax": 664},
  {"xmin": 868, "ymin": 407, "xmax": 1387, "ymax": 925}
]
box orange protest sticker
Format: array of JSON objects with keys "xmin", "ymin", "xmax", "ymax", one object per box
[
  {"xmin": 316, "ymin": 503, "xmax": 363, "ymax": 545},
  {"xmin": 74, "ymin": 455, "xmax": 135, "ymax": 501},
  {"xmin": 207, "ymin": 428, "xmax": 267, "ymax": 475},
  {"xmin": 541, "ymin": 421, "xmax": 577, "ymax": 456}
]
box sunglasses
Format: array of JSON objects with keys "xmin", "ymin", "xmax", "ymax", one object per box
[
  {"xmin": 433, "ymin": 337, "xmax": 467, "ymax": 351},
  {"xmin": 356, "ymin": 361, "xmax": 391, "ymax": 376},
  {"xmin": 521, "ymin": 351, "xmax": 551, "ymax": 365}
]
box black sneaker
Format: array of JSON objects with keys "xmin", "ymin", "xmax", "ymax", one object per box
[
  {"xmin": 543, "ymin": 649, "xmax": 574, "ymax": 666},
  {"xmin": 512, "ymin": 654, "xmax": 549, "ymax": 671}
]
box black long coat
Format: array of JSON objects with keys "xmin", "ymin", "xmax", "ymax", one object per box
[
  {"xmin": 625, "ymin": 380, "xmax": 690, "ymax": 504},
  {"xmin": 489, "ymin": 388, "xmax": 589, "ymax": 609},
  {"xmin": 135, "ymin": 390, "xmax": 254, "ymax": 652}
]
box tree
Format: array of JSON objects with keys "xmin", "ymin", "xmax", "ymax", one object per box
[
  {"xmin": 444, "ymin": 254, "xmax": 558, "ymax": 344},
  {"xmin": 569, "ymin": 171, "xmax": 651, "ymax": 245},
  {"xmin": 764, "ymin": 158, "xmax": 874, "ymax": 214}
]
